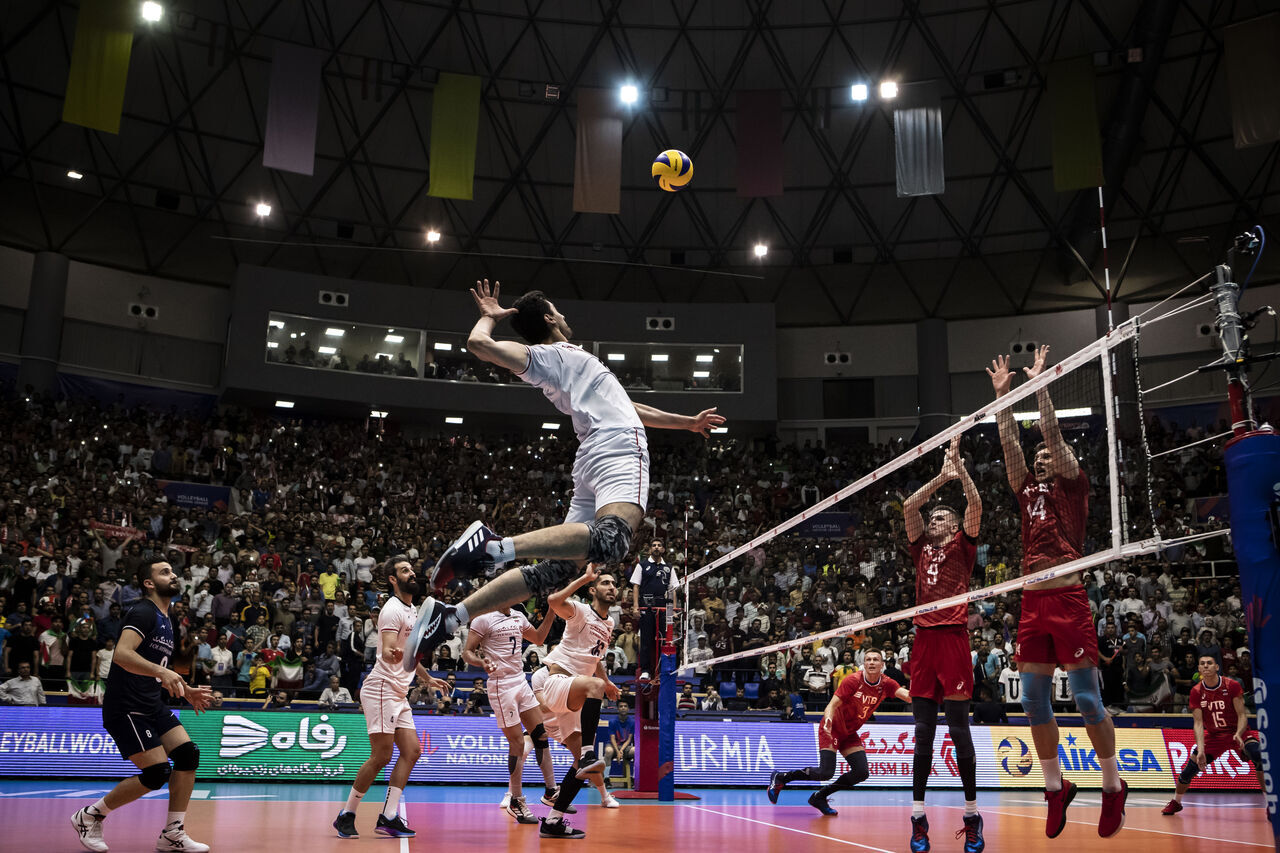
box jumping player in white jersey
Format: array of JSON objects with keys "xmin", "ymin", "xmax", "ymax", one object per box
[
  {"xmin": 463, "ymin": 605, "xmax": 558, "ymax": 824},
  {"xmin": 406, "ymin": 280, "xmax": 724, "ymax": 671},
  {"xmin": 333, "ymin": 557, "xmax": 448, "ymax": 840},
  {"xmin": 530, "ymin": 565, "xmax": 621, "ymax": 838}
]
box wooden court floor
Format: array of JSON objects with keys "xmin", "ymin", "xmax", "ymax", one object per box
[{"xmin": 3, "ymin": 781, "xmax": 1272, "ymax": 852}]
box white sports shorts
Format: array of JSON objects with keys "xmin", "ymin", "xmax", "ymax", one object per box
[
  {"xmin": 530, "ymin": 666, "xmax": 580, "ymax": 744},
  {"xmin": 487, "ymin": 674, "xmax": 539, "ymax": 729},
  {"xmin": 360, "ymin": 677, "xmax": 413, "ymax": 734},
  {"xmin": 565, "ymin": 427, "xmax": 650, "ymax": 524}
]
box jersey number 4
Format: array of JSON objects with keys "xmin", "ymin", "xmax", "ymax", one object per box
[{"xmin": 1029, "ymin": 495, "xmax": 1047, "ymax": 521}]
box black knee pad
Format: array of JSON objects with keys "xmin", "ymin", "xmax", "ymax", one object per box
[
  {"xmin": 520, "ymin": 560, "xmax": 580, "ymax": 597},
  {"xmin": 169, "ymin": 740, "xmax": 199, "ymax": 772},
  {"xmin": 139, "ymin": 762, "xmax": 172, "ymax": 791},
  {"xmin": 585, "ymin": 515, "xmax": 632, "ymax": 564},
  {"xmin": 912, "ymin": 698, "xmax": 939, "ymax": 757},
  {"xmin": 1178, "ymin": 757, "xmax": 1202, "ymax": 785},
  {"xmin": 508, "ymin": 753, "xmax": 519, "ymax": 774},
  {"xmin": 531, "ymin": 723, "xmax": 549, "ymax": 759},
  {"xmin": 943, "ymin": 700, "xmax": 975, "ymax": 756},
  {"xmin": 845, "ymin": 750, "xmax": 870, "ymax": 785},
  {"xmin": 816, "ymin": 749, "xmax": 838, "ymax": 779},
  {"xmin": 1244, "ymin": 739, "xmax": 1263, "ymax": 765}
]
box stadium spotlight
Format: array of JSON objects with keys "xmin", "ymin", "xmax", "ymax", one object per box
[
  {"xmin": 850, "ymin": 83, "xmax": 868, "ymax": 101},
  {"xmin": 754, "ymin": 243, "xmax": 768, "ymax": 258},
  {"xmin": 879, "ymin": 80, "xmax": 898, "ymax": 99},
  {"xmin": 67, "ymin": 170, "xmax": 84, "ymax": 180},
  {"xmin": 255, "ymin": 202, "xmax": 272, "ymax": 217},
  {"xmin": 619, "ymin": 83, "xmax": 639, "ymax": 104},
  {"xmin": 425, "ymin": 229, "xmax": 441, "ymax": 243},
  {"xmin": 141, "ymin": 2, "xmax": 163, "ymax": 23}
]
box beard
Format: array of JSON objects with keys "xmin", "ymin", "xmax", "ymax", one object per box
[
  {"xmin": 394, "ymin": 576, "xmax": 420, "ymax": 597},
  {"xmin": 158, "ymin": 579, "xmax": 182, "ymax": 599}
]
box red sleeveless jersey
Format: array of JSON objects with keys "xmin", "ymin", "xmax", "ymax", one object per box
[
  {"xmin": 1190, "ymin": 676, "xmax": 1243, "ymax": 736},
  {"xmin": 910, "ymin": 529, "xmax": 977, "ymax": 627},
  {"xmin": 833, "ymin": 670, "xmax": 902, "ymax": 732},
  {"xmin": 1017, "ymin": 469, "xmax": 1088, "ymax": 570}
]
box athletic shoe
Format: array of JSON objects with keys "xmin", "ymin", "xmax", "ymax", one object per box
[
  {"xmin": 1098, "ymin": 779, "xmax": 1128, "ymax": 838},
  {"xmin": 541, "ymin": 789, "xmax": 577, "ymax": 814},
  {"xmin": 808, "ymin": 791, "xmax": 837, "ymax": 816},
  {"xmin": 767, "ymin": 771, "xmax": 787, "ymax": 804},
  {"xmin": 155, "ymin": 824, "xmax": 210, "ymax": 853},
  {"xmin": 540, "ymin": 818, "xmax": 586, "ymax": 839},
  {"xmin": 430, "ymin": 520, "xmax": 500, "ymax": 589},
  {"xmin": 499, "ymin": 793, "xmax": 511, "ymax": 810},
  {"xmin": 576, "ymin": 750, "xmax": 606, "ymax": 779},
  {"xmin": 402, "ymin": 596, "xmax": 458, "ymax": 672},
  {"xmin": 1044, "ymin": 779, "xmax": 1078, "ymax": 839},
  {"xmin": 374, "ymin": 814, "xmax": 416, "ymax": 838},
  {"xmin": 956, "ymin": 814, "xmax": 984, "ymax": 853},
  {"xmin": 332, "ymin": 810, "xmax": 359, "ymax": 839},
  {"xmin": 909, "ymin": 814, "xmax": 930, "ymax": 852},
  {"xmin": 600, "ymin": 792, "xmax": 620, "ymax": 809},
  {"xmin": 505, "ymin": 797, "xmax": 539, "ymax": 825},
  {"xmin": 70, "ymin": 807, "xmax": 108, "ymax": 853},
  {"xmin": 1161, "ymin": 799, "xmax": 1183, "ymax": 816}
]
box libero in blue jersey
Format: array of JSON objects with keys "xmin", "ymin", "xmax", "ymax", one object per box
[{"xmin": 71, "ymin": 558, "xmax": 212, "ymax": 853}]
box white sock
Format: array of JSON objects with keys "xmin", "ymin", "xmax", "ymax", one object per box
[
  {"xmin": 382, "ymin": 786, "xmax": 403, "ymax": 819},
  {"xmin": 165, "ymin": 811, "xmax": 185, "ymax": 828},
  {"xmin": 453, "ymin": 601, "xmax": 469, "ymax": 625},
  {"xmin": 1041, "ymin": 758, "xmax": 1063, "ymax": 792},
  {"xmin": 89, "ymin": 797, "xmax": 112, "ymax": 817},
  {"xmin": 912, "ymin": 801, "xmax": 925, "ymax": 818},
  {"xmin": 964, "ymin": 800, "xmax": 978, "ymax": 817},
  {"xmin": 1100, "ymin": 755, "xmax": 1121, "ymax": 793},
  {"xmin": 344, "ymin": 787, "xmax": 364, "ymax": 814},
  {"xmin": 547, "ymin": 809, "xmax": 564, "ymax": 823},
  {"xmin": 486, "ymin": 537, "xmax": 516, "ymax": 564}
]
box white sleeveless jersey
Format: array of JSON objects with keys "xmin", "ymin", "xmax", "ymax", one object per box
[
  {"xmin": 361, "ymin": 595, "xmax": 416, "ymax": 697},
  {"xmin": 470, "ymin": 609, "xmax": 532, "ymax": 679},
  {"xmin": 516, "ymin": 342, "xmax": 643, "ymax": 443},
  {"xmin": 543, "ymin": 599, "xmax": 615, "ymax": 677}
]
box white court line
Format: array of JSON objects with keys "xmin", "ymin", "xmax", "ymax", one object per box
[
  {"xmin": 0, "ymin": 788, "xmax": 79, "ymax": 797},
  {"xmin": 209, "ymin": 794, "xmax": 276, "ymax": 800},
  {"xmin": 684, "ymin": 805, "xmax": 895, "ymax": 853},
  {"xmin": 945, "ymin": 805, "xmax": 1272, "ymax": 848},
  {"xmin": 189, "ymin": 790, "xmax": 210, "ymax": 799},
  {"xmin": 399, "ymin": 800, "xmax": 409, "ymax": 853},
  {"xmin": 55, "ymin": 789, "xmax": 107, "ymax": 798}
]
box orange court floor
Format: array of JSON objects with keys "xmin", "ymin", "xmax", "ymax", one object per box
[{"xmin": 1, "ymin": 780, "xmax": 1273, "ymax": 853}]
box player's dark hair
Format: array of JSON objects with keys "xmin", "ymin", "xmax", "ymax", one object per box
[
  {"xmin": 511, "ymin": 290, "xmax": 553, "ymax": 344},
  {"xmin": 136, "ymin": 557, "xmax": 168, "ymax": 592},
  {"xmin": 384, "ymin": 554, "xmax": 411, "ymax": 592},
  {"xmin": 932, "ymin": 505, "xmax": 960, "ymax": 526},
  {"xmin": 1198, "ymin": 653, "xmax": 1219, "ymax": 665},
  {"xmin": 1033, "ymin": 441, "xmax": 1048, "ymax": 456}
]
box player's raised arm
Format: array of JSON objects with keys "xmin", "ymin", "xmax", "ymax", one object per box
[
  {"xmin": 631, "ymin": 402, "xmax": 725, "ymax": 437},
  {"xmin": 949, "ymin": 439, "xmax": 982, "ymax": 539},
  {"xmin": 466, "ymin": 278, "xmax": 529, "ymax": 374},
  {"xmin": 523, "ymin": 610, "xmax": 557, "ymax": 646},
  {"xmin": 1024, "ymin": 346, "xmax": 1080, "ymax": 480},
  {"xmin": 902, "ymin": 436, "xmax": 962, "ymax": 544},
  {"xmin": 548, "ymin": 564, "xmax": 597, "ymax": 620},
  {"xmin": 987, "ymin": 354, "xmax": 1028, "ymax": 490}
]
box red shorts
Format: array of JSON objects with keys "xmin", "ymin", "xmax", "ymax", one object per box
[
  {"xmin": 818, "ymin": 725, "xmax": 863, "ymax": 755},
  {"xmin": 909, "ymin": 624, "xmax": 974, "ymax": 702},
  {"xmin": 1014, "ymin": 585, "xmax": 1098, "ymax": 666},
  {"xmin": 1202, "ymin": 730, "xmax": 1261, "ymax": 764}
]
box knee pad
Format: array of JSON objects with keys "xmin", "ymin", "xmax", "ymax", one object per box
[
  {"xmin": 508, "ymin": 754, "xmax": 519, "ymax": 774},
  {"xmin": 1019, "ymin": 672, "xmax": 1054, "ymax": 726},
  {"xmin": 943, "ymin": 700, "xmax": 975, "ymax": 756},
  {"xmin": 531, "ymin": 723, "xmax": 549, "ymax": 759},
  {"xmin": 1178, "ymin": 758, "xmax": 1201, "ymax": 785},
  {"xmin": 845, "ymin": 750, "xmax": 870, "ymax": 785},
  {"xmin": 139, "ymin": 762, "xmax": 172, "ymax": 791},
  {"xmin": 169, "ymin": 740, "xmax": 199, "ymax": 772},
  {"xmin": 1244, "ymin": 739, "xmax": 1263, "ymax": 765},
  {"xmin": 520, "ymin": 560, "xmax": 579, "ymax": 598},
  {"xmin": 585, "ymin": 515, "xmax": 633, "ymax": 564},
  {"xmin": 912, "ymin": 698, "xmax": 938, "ymax": 756},
  {"xmin": 1067, "ymin": 667, "xmax": 1107, "ymax": 725},
  {"xmin": 816, "ymin": 749, "xmax": 838, "ymax": 779}
]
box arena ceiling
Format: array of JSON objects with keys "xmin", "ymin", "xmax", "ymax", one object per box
[{"xmin": 1, "ymin": 0, "xmax": 1278, "ymax": 326}]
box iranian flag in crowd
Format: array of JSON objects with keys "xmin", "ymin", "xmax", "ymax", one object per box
[{"xmin": 67, "ymin": 677, "xmax": 103, "ymax": 706}]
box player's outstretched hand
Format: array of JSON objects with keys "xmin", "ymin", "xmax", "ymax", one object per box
[
  {"xmin": 416, "ymin": 670, "xmax": 449, "ymax": 698},
  {"xmin": 986, "ymin": 354, "xmax": 1013, "ymax": 397},
  {"xmin": 689, "ymin": 407, "xmax": 726, "ymax": 438},
  {"xmin": 940, "ymin": 436, "xmax": 964, "ymax": 480},
  {"xmin": 471, "ymin": 278, "xmax": 517, "ymax": 321},
  {"xmin": 1234, "ymin": 732, "xmax": 1247, "ymax": 751},
  {"xmin": 186, "ymin": 685, "xmax": 214, "ymax": 714},
  {"xmin": 483, "ymin": 658, "xmax": 499, "ymax": 675},
  {"xmin": 579, "ymin": 564, "xmax": 600, "ymax": 587},
  {"xmin": 603, "ymin": 679, "xmax": 621, "ymax": 700},
  {"xmin": 383, "ymin": 646, "xmax": 404, "ymax": 666},
  {"xmin": 1195, "ymin": 748, "xmax": 1207, "ymax": 770},
  {"xmin": 158, "ymin": 668, "xmax": 187, "ymax": 700},
  {"xmin": 1023, "ymin": 344, "xmax": 1050, "ymax": 380}
]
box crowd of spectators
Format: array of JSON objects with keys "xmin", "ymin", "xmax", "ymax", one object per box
[{"xmin": 0, "ymin": 385, "xmax": 1244, "ymax": 726}]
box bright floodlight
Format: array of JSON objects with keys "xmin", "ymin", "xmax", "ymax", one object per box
[
  {"xmin": 67, "ymin": 170, "xmax": 84, "ymax": 180},
  {"xmin": 541, "ymin": 423, "xmax": 560, "ymax": 431},
  {"xmin": 850, "ymin": 83, "xmax": 868, "ymax": 101},
  {"xmin": 255, "ymin": 202, "xmax": 272, "ymax": 217},
  {"xmin": 754, "ymin": 243, "xmax": 768, "ymax": 258},
  {"xmin": 141, "ymin": 2, "xmax": 163, "ymax": 22},
  {"xmin": 370, "ymin": 410, "xmax": 389, "ymax": 419},
  {"xmin": 425, "ymin": 229, "xmax": 441, "ymax": 243},
  {"xmin": 324, "ymin": 328, "xmax": 345, "ymax": 337},
  {"xmin": 274, "ymin": 400, "xmax": 294, "ymax": 409},
  {"xmin": 384, "ymin": 334, "xmax": 404, "ymax": 343},
  {"xmin": 619, "ymin": 84, "xmax": 639, "ymax": 104},
  {"xmin": 879, "ymin": 80, "xmax": 898, "ymax": 99},
  {"xmin": 445, "ymin": 416, "xmax": 464, "ymax": 425}
]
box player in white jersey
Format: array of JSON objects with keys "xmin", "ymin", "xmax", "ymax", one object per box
[
  {"xmin": 463, "ymin": 606, "xmax": 558, "ymax": 824},
  {"xmin": 333, "ymin": 557, "xmax": 448, "ymax": 840},
  {"xmin": 407, "ymin": 280, "xmax": 724, "ymax": 672}
]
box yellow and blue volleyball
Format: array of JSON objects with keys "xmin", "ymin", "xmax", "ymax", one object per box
[{"xmin": 651, "ymin": 149, "xmax": 693, "ymax": 192}]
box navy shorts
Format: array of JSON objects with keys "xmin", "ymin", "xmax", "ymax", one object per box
[{"xmin": 103, "ymin": 707, "xmax": 182, "ymax": 759}]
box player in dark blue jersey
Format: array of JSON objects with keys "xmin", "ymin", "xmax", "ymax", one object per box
[{"xmin": 71, "ymin": 557, "xmax": 213, "ymax": 853}]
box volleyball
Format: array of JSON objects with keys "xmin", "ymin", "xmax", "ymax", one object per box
[{"xmin": 652, "ymin": 149, "xmax": 693, "ymax": 192}]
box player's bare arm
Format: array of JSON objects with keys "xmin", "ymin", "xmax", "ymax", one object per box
[
  {"xmin": 463, "ymin": 629, "xmax": 497, "ymax": 674},
  {"xmin": 820, "ymin": 694, "xmax": 843, "ymax": 733},
  {"xmin": 894, "ymin": 686, "xmax": 911, "ymax": 703},
  {"xmin": 987, "ymin": 354, "xmax": 1029, "ymax": 490},
  {"xmin": 1024, "ymin": 345, "xmax": 1080, "ymax": 480},
  {"xmin": 902, "ymin": 435, "xmax": 963, "ymax": 543},
  {"xmin": 1192, "ymin": 707, "xmax": 1207, "ymax": 769},
  {"xmin": 631, "ymin": 401, "xmax": 725, "ymax": 437},
  {"xmin": 466, "ymin": 278, "xmax": 529, "ymax": 374},
  {"xmin": 114, "ymin": 628, "xmax": 186, "ymax": 699},
  {"xmin": 1233, "ymin": 693, "xmax": 1249, "ymax": 749},
  {"xmin": 380, "ymin": 628, "xmax": 404, "ymax": 666},
  {"xmin": 548, "ymin": 565, "xmax": 598, "ymax": 620},
  {"xmin": 950, "ymin": 440, "xmax": 982, "ymax": 538},
  {"xmin": 414, "ymin": 664, "xmax": 449, "ymax": 697},
  {"xmin": 595, "ymin": 659, "xmax": 620, "ymax": 699},
  {"xmin": 523, "ymin": 612, "xmax": 557, "ymax": 647}
]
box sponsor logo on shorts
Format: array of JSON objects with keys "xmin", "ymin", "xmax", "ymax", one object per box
[
  {"xmin": 955, "ymin": 682, "xmax": 964, "ymax": 691},
  {"xmin": 1074, "ymin": 648, "xmax": 1085, "ymax": 658}
]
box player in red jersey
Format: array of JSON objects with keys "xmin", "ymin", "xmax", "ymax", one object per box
[
  {"xmin": 989, "ymin": 345, "xmax": 1127, "ymax": 840},
  {"xmin": 766, "ymin": 650, "xmax": 910, "ymax": 815},
  {"xmin": 902, "ymin": 436, "xmax": 984, "ymax": 852},
  {"xmin": 1162, "ymin": 655, "xmax": 1265, "ymax": 815}
]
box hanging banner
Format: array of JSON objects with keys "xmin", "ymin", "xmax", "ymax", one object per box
[
  {"xmin": 263, "ymin": 42, "xmax": 323, "ymax": 176},
  {"xmin": 573, "ymin": 89, "xmax": 623, "ymax": 214},
  {"xmin": 428, "ymin": 73, "xmax": 482, "ymax": 200}
]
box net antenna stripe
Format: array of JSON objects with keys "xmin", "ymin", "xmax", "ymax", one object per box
[
  {"xmin": 1100, "ymin": 347, "xmax": 1123, "ymax": 551},
  {"xmin": 679, "ymin": 321, "xmax": 1139, "ymax": 590},
  {"xmin": 681, "ymin": 528, "xmax": 1228, "ymax": 673}
]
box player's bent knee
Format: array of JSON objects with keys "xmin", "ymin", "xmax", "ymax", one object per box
[
  {"xmin": 846, "ymin": 751, "xmax": 870, "ymax": 785},
  {"xmin": 1178, "ymin": 759, "xmax": 1201, "ymax": 785},
  {"xmin": 1244, "ymin": 739, "xmax": 1263, "ymax": 764},
  {"xmin": 169, "ymin": 741, "xmax": 199, "ymax": 772},
  {"xmin": 138, "ymin": 762, "xmax": 172, "ymax": 790},
  {"xmin": 585, "ymin": 515, "xmax": 632, "ymax": 564},
  {"xmin": 1067, "ymin": 667, "xmax": 1106, "ymax": 725},
  {"xmin": 520, "ymin": 560, "xmax": 580, "ymax": 598},
  {"xmin": 1019, "ymin": 672, "xmax": 1054, "ymax": 726},
  {"xmin": 817, "ymin": 750, "xmax": 837, "ymax": 778}
]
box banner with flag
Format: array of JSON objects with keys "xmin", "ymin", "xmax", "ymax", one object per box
[
  {"xmin": 62, "ymin": 0, "xmax": 135, "ymax": 134},
  {"xmin": 736, "ymin": 90, "xmax": 783, "ymax": 197},
  {"xmin": 1048, "ymin": 57, "xmax": 1104, "ymax": 191},
  {"xmin": 573, "ymin": 89, "xmax": 623, "ymax": 214},
  {"xmin": 66, "ymin": 678, "xmax": 104, "ymax": 706},
  {"xmin": 263, "ymin": 42, "xmax": 323, "ymax": 175},
  {"xmin": 428, "ymin": 73, "xmax": 482, "ymax": 200}
]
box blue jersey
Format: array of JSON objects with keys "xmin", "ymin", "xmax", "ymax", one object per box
[{"xmin": 103, "ymin": 599, "xmax": 174, "ymax": 715}]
